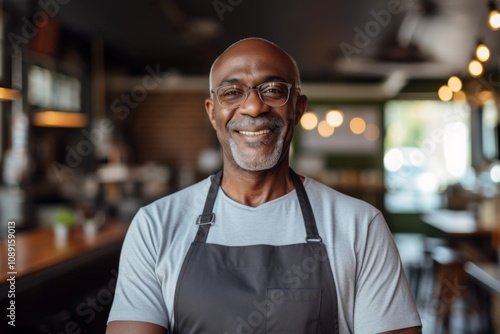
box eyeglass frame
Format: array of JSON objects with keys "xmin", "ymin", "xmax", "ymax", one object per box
[{"xmin": 210, "ymin": 81, "xmax": 301, "ymax": 109}]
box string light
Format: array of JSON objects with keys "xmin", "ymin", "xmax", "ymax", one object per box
[
  {"xmin": 317, "ymin": 120, "xmax": 334, "ymax": 137},
  {"xmin": 453, "ymin": 91, "xmax": 467, "ymax": 104},
  {"xmin": 488, "ymin": 2, "xmax": 500, "ymax": 30},
  {"xmin": 325, "ymin": 109, "xmax": 344, "ymax": 127},
  {"xmin": 438, "ymin": 85, "xmax": 453, "ymax": 101},
  {"xmin": 475, "ymin": 43, "xmax": 490, "ymax": 62},
  {"xmin": 447, "ymin": 76, "xmax": 462, "ymax": 92},
  {"xmin": 468, "ymin": 59, "xmax": 484, "ymax": 77},
  {"xmin": 350, "ymin": 117, "xmax": 366, "ymax": 134},
  {"xmin": 300, "ymin": 112, "xmax": 318, "ymax": 130}
]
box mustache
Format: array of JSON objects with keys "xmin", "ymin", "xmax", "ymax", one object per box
[{"xmin": 227, "ymin": 116, "xmax": 284, "ymax": 131}]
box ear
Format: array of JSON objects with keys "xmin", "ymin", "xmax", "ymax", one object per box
[
  {"xmin": 205, "ymin": 98, "xmax": 217, "ymax": 130},
  {"xmin": 293, "ymin": 94, "xmax": 307, "ymax": 126}
]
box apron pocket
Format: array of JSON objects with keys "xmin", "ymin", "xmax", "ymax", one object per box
[{"xmin": 265, "ymin": 288, "xmax": 321, "ymax": 334}]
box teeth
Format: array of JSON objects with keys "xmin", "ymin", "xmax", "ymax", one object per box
[{"xmin": 239, "ymin": 129, "xmax": 271, "ymax": 136}]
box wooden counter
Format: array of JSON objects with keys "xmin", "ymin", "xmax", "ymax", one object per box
[
  {"xmin": 0, "ymin": 220, "xmax": 130, "ymax": 332},
  {"xmin": 0, "ymin": 220, "xmax": 129, "ymax": 285}
]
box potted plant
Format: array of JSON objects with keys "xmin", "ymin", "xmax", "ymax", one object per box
[{"xmin": 53, "ymin": 208, "xmax": 75, "ymax": 246}]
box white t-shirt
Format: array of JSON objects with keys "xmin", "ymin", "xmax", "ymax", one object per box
[{"xmin": 108, "ymin": 176, "xmax": 422, "ymax": 333}]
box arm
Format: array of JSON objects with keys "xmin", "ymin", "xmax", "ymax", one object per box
[
  {"xmin": 106, "ymin": 321, "xmax": 167, "ymax": 334},
  {"xmin": 353, "ymin": 212, "xmax": 422, "ymax": 332},
  {"xmin": 106, "ymin": 210, "xmax": 170, "ymax": 329}
]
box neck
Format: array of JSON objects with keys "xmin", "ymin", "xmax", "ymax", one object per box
[{"xmin": 219, "ymin": 161, "xmax": 296, "ymax": 207}]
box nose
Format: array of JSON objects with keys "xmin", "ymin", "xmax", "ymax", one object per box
[{"xmin": 238, "ymin": 88, "xmax": 270, "ymax": 117}]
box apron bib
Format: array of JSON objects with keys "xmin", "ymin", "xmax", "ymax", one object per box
[{"xmin": 173, "ymin": 169, "xmax": 339, "ymax": 333}]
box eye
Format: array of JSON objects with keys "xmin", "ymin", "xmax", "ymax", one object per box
[
  {"xmin": 219, "ymin": 85, "xmax": 245, "ymax": 98},
  {"xmin": 260, "ymin": 83, "xmax": 286, "ymax": 96}
]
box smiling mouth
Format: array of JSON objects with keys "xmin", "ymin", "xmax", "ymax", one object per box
[{"xmin": 238, "ymin": 129, "xmax": 271, "ymax": 136}]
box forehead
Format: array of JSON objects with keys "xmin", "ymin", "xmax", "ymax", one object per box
[{"xmin": 212, "ymin": 40, "xmax": 295, "ymax": 86}]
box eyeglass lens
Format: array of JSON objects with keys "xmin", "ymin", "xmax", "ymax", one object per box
[{"xmin": 216, "ymin": 82, "xmax": 291, "ymax": 108}]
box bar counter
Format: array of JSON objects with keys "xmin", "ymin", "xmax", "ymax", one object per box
[
  {"xmin": 0, "ymin": 220, "xmax": 129, "ymax": 285},
  {"xmin": 0, "ymin": 220, "xmax": 129, "ymax": 333}
]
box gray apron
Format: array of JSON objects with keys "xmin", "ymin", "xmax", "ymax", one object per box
[{"xmin": 173, "ymin": 169, "xmax": 339, "ymax": 333}]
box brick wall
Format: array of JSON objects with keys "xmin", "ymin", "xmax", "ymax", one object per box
[{"xmin": 119, "ymin": 91, "xmax": 219, "ymax": 188}]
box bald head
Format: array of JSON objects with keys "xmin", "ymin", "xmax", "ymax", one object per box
[{"xmin": 209, "ymin": 37, "xmax": 301, "ymax": 94}]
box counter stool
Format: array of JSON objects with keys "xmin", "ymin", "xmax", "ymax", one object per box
[
  {"xmin": 430, "ymin": 246, "xmax": 487, "ymax": 333},
  {"xmin": 415, "ymin": 237, "xmax": 449, "ymax": 308}
]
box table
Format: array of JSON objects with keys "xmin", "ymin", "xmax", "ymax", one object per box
[
  {"xmin": 465, "ymin": 262, "xmax": 500, "ymax": 294},
  {"xmin": 421, "ymin": 209, "xmax": 495, "ymax": 261},
  {"xmin": 422, "ymin": 210, "xmax": 498, "ymax": 332},
  {"xmin": 465, "ymin": 262, "xmax": 500, "ymax": 332},
  {"xmin": 421, "ymin": 209, "xmax": 490, "ymax": 235}
]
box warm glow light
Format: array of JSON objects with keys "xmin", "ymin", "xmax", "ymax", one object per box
[
  {"xmin": 476, "ymin": 44, "xmax": 490, "ymax": 62},
  {"xmin": 488, "ymin": 9, "xmax": 500, "ymax": 30},
  {"xmin": 453, "ymin": 90, "xmax": 467, "ymax": 103},
  {"xmin": 364, "ymin": 124, "xmax": 380, "ymax": 141},
  {"xmin": 0, "ymin": 87, "xmax": 19, "ymax": 101},
  {"xmin": 438, "ymin": 85, "xmax": 453, "ymax": 102},
  {"xmin": 33, "ymin": 111, "xmax": 88, "ymax": 128},
  {"xmin": 317, "ymin": 120, "xmax": 334, "ymax": 137},
  {"xmin": 478, "ymin": 90, "xmax": 494, "ymax": 104},
  {"xmin": 468, "ymin": 59, "xmax": 483, "ymax": 77},
  {"xmin": 326, "ymin": 110, "xmax": 344, "ymax": 127},
  {"xmin": 300, "ymin": 112, "xmax": 318, "ymax": 130},
  {"xmin": 447, "ymin": 76, "xmax": 462, "ymax": 92},
  {"xmin": 350, "ymin": 117, "xmax": 366, "ymax": 134}
]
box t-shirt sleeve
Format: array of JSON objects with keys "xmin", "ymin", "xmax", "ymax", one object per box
[
  {"xmin": 107, "ymin": 208, "xmax": 168, "ymax": 328},
  {"xmin": 353, "ymin": 212, "xmax": 422, "ymax": 333}
]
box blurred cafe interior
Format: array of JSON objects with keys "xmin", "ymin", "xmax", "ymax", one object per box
[{"xmin": 0, "ymin": 0, "xmax": 500, "ymax": 333}]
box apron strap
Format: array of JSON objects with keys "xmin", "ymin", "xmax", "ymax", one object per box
[
  {"xmin": 194, "ymin": 170, "xmax": 222, "ymax": 243},
  {"xmin": 194, "ymin": 168, "xmax": 321, "ymax": 243},
  {"xmin": 289, "ymin": 169, "xmax": 322, "ymax": 242}
]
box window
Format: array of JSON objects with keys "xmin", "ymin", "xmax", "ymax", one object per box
[{"xmin": 384, "ymin": 100, "xmax": 471, "ymax": 212}]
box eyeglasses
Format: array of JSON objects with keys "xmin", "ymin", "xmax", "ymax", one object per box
[{"xmin": 211, "ymin": 82, "xmax": 300, "ymax": 109}]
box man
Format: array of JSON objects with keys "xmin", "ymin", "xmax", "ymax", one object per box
[{"xmin": 106, "ymin": 38, "xmax": 422, "ymax": 333}]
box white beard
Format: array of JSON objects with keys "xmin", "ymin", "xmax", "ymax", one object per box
[
  {"xmin": 226, "ymin": 115, "xmax": 286, "ymax": 171},
  {"xmin": 229, "ymin": 136, "xmax": 284, "ymax": 171}
]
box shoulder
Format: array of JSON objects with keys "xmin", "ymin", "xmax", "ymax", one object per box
[
  {"xmin": 140, "ymin": 178, "xmax": 210, "ymax": 216},
  {"xmin": 304, "ymin": 176, "xmax": 381, "ymax": 221},
  {"xmin": 126, "ymin": 176, "xmax": 212, "ymax": 243}
]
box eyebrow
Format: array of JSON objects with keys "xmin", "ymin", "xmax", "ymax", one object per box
[{"xmin": 218, "ymin": 75, "xmax": 288, "ymax": 87}]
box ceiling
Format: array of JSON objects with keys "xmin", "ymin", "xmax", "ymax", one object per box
[{"xmin": 4, "ymin": 0, "xmax": 500, "ymax": 84}]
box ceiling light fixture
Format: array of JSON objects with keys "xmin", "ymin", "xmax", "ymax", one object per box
[{"xmin": 32, "ymin": 111, "xmax": 88, "ymax": 128}]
